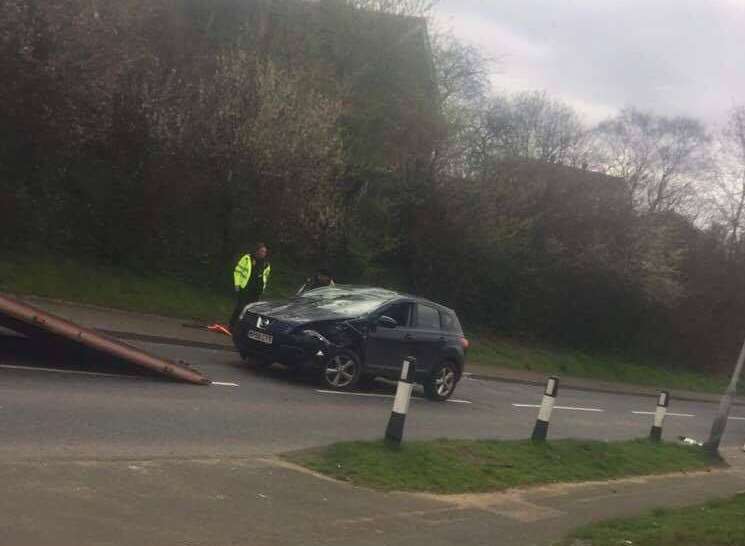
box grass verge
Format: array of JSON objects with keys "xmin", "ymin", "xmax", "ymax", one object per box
[
  {"xmin": 0, "ymin": 253, "xmax": 303, "ymax": 320},
  {"xmin": 0, "ymin": 253, "xmax": 732, "ymax": 393},
  {"xmin": 469, "ymin": 334, "xmax": 731, "ymax": 394},
  {"xmin": 563, "ymin": 493, "xmax": 745, "ymax": 546},
  {"xmin": 283, "ymin": 439, "xmax": 719, "ymax": 494}
]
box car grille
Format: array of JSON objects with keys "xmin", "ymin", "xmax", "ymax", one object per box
[{"xmin": 241, "ymin": 312, "xmax": 295, "ymax": 335}]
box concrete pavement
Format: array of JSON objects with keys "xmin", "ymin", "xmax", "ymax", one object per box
[{"xmin": 2, "ymin": 448, "xmax": 744, "ymax": 546}]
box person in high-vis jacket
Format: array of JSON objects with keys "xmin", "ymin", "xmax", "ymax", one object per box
[{"xmin": 230, "ymin": 243, "xmax": 271, "ymax": 328}]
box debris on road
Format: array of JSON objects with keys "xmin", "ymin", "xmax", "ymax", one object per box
[{"xmin": 0, "ymin": 293, "xmax": 210, "ymax": 385}]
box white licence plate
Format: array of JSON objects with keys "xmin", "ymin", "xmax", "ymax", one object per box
[{"xmin": 247, "ymin": 330, "xmax": 273, "ymax": 344}]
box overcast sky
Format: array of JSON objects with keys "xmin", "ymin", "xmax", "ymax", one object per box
[{"xmin": 433, "ymin": 0, "xmax": 745, "ymax": 125}]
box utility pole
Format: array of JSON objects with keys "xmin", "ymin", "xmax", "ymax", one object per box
[{"xmin": 704, "ymin": 335, "xmax": 745, "ymax": 455}]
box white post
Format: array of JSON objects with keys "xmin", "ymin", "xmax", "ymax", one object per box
[
  {"xmin": 532, "ymin": 376, "xmax": 559, "ymax": 442},
  {"xmin": 649, "ymin": 391, "xmax": 669, "ymax": 442},
  {"xmin": 385, "ymin": 357, "xmax": 416, "ymax": 445}
]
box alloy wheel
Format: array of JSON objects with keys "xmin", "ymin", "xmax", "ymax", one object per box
[
  {"xmin": 325, "ymin": 354, "xmax": 358, "ymax": 388},
  {"xmin": 435, "ymin": 366, "xmax": 456, "ymax": 397}
]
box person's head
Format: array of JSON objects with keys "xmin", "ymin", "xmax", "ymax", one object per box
[
  {"xmin": 316, "ymin": 268, "xmax": 332, "ymax": 284},
  {"xmin": 254, "ymin": 243, "xmax": 268, "ymax": 259}
]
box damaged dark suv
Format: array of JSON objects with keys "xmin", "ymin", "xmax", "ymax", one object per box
[{"xmin": 232, "ymin": 285, "xmax": 469, "ymax": 401}]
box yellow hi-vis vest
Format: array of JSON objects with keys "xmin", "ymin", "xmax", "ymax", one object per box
[{"xmin": 233, "ymin": 254, "xmax": 271, "ymax": 291}]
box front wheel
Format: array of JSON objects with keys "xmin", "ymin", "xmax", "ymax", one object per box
[
  {"xmin": 424, "ymin": 361, "xmax": 459, "ymax": 401},
  {"xmin": 321, "ymin": 349, "xmax": 362, "ymax": 390}
]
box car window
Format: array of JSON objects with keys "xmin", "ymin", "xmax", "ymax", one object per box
[
  {"xmin": 416, "ymin": 304, "xmax": 441, "ymax": 330},
  {"xmin": 383, "ymin": 302, "xmax": 413, "ymax": 327},
  {"xmin": 441, "ymin": 311, "xmax": 463, "ymax": 333}
]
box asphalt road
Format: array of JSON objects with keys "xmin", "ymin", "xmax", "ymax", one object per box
[
  {"xmin": 4, "ymin": 333, "xmax": 745, "ymax": 546},
  {"xmin": 1, "ymin": 333, "xmax": 743, "ymax": 462}
]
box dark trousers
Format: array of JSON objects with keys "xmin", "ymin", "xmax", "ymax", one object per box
[{"xmin": 230, "ymin": 289, "xmax": 258, "ymax": 328}]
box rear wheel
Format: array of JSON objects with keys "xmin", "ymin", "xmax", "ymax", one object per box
[
  {"xmin": 424, "ymin": 361, "xmax": 459, "ymax": 401},
  {"xmin": 321, "ymin": 349, "xmax": 361, "ymax": 390}
]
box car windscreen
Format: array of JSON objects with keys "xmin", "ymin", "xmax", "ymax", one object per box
[{"xmin": 298, "ymin": 287, "xmax": 395, "ymax": 317}]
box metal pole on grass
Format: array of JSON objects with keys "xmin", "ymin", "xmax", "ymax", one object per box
[{"xmin": 705, "ymin": 335, "xmax": 745, "ymax": 455}]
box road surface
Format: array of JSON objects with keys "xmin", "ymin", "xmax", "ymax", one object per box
[
  {"xmin": 1, "ymin": 333, "xmax": 743, "ymax": 461},
  {"xmin": 2, "ymin": 333, "xmax": 745, "ymax": 546}
]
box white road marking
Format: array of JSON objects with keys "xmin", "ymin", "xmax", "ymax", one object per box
[
  {"xmin": 315, "ymin": 389, "xmax": 472, "ymax": 404},
  {"xmin": 0, "ymin": 363, "xmax": 129, "ymax": 379},
  {"xmin": 512, "ymin": 403, "xmax": 604, "ymax": 413},
  {"xmin": 211, "ymin": 381, "xmax": 240, "ymax": 387},
  {"xmin": 728, "ymin": 416, "xmax": 745, "ymax": 421},
  {"xmin": 631, "ymin": 411, "xmax": 695, "ymax": 418}
]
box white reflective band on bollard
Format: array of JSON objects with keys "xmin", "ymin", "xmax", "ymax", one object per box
[
  {"xmin": 385, "ymin": 357, "xmax": 416, "ymax": 446},
  {"xmin": 532, "ymin": 376, "xmax": 559, "ymax": 442},
  {"xmin": 393, "ymin": 382, "xmax": 413, "ymax": 415},
  {"xmin": 537, "ymin": 395, "xmax": 555, "ymax": 422},
  {"xmin": 401, "ymin": 359, "xmax": 410, "ymax": 379},
  {"xmin": 654, "ymin": 406, "xmax": 666, "ymax": 428},
  {"xmin": 650, "ymin": 390, "xmax": 669, "ymax": 442}
]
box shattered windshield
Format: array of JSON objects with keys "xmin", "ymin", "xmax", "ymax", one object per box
[{"xmin": 299, "ymin": 286, "xmax": 397, "ymax": 316}]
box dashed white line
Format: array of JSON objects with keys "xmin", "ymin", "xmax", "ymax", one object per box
[
  {"xmin": 631, "ymin": 411, "xmax": 695, "ymax": 418},
  {"xmin": 315, "ymin": 389, "xmax": 472, "ymax": 404},
  {"xmin": 211, "ymin": 381, "xmax": 240, "ymax": 387},
  {"xmin": 728, "ymin": 416, "xmax": 745, "ymax": 421},
  {"xmin": 0, "ymin": 364, "xmax": 129, "ymax": 379},
  {"xmin": 512, "ymin": 403, "xmax": 604, "ymax": 413}
]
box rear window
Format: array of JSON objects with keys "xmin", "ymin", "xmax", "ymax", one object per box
[
  {"xmin": 441, "ymin": 311, "xmax": 463, "ymax": 333},
  {"xmin": 417, "ymin": 304, "xmax": 441, "ymax": 330}
]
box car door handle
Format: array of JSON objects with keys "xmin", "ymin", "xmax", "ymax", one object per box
[{"xmin": 404, "ymin": 334, "xmax": 415, "ymax": 341}]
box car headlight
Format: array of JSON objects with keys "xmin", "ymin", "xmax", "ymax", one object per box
[{"xmin": 302, "ymin": 329, "xmax": 331, "ymax": 345}]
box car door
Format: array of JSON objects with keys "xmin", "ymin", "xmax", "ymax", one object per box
[
  {"xmin": 409, "ymin": 303, "xmax": 446, "ymax": 375},
  {"xmin": 364, "ymin": 300, "xmax": 415, "ymax": 375}
]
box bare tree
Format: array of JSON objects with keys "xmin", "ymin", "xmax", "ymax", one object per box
[
  {"xmin": 592, "ymin": 108, "xmax": 711, "ymax": 214},
  {"xmin": 431, "ymin": 32, "xmax": 492, "ymax": 107},
  {"xmin": 706, "ymin": 106, "xmax": 745, "ymax": 249},
  {"xmin": 468, "ymin": 91, "xmax": 587, "ymax": 170},
  {"xmin": 342, "ymin": 0, "xmax": 437, "ymax": 17},
  {"xmin": 429, "ymin": 31, "xmax": 495, "ymax": 176}
]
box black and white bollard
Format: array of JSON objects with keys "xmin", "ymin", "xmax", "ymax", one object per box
[
  {"xmin": 649, "ymin": 391, "xmax": 670, "ymax": 442},
  {"xmin": 385, "ymin": 357, "xmax": 416, "ymax": 446},
  {"xmin": 531, "ymin": 376, "xmax": 559, "ymax": 442}
]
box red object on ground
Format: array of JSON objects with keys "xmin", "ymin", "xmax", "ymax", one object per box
[{"xmin": 207, "ymin": 323, "xmax": 232, "ymax": 337}]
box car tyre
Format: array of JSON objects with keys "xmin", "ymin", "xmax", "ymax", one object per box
[
  {"xmin": 424, "ymin": 361, "xmax": 459, "ymax": 401},
  {"xmin": 321, "ymin": 349, "xmax": 362, "ymax": 390}
]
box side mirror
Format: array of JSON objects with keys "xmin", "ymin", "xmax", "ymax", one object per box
[{"xmin": 377, "ymin": 315, "xmax": 398, "ymax": 329}]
